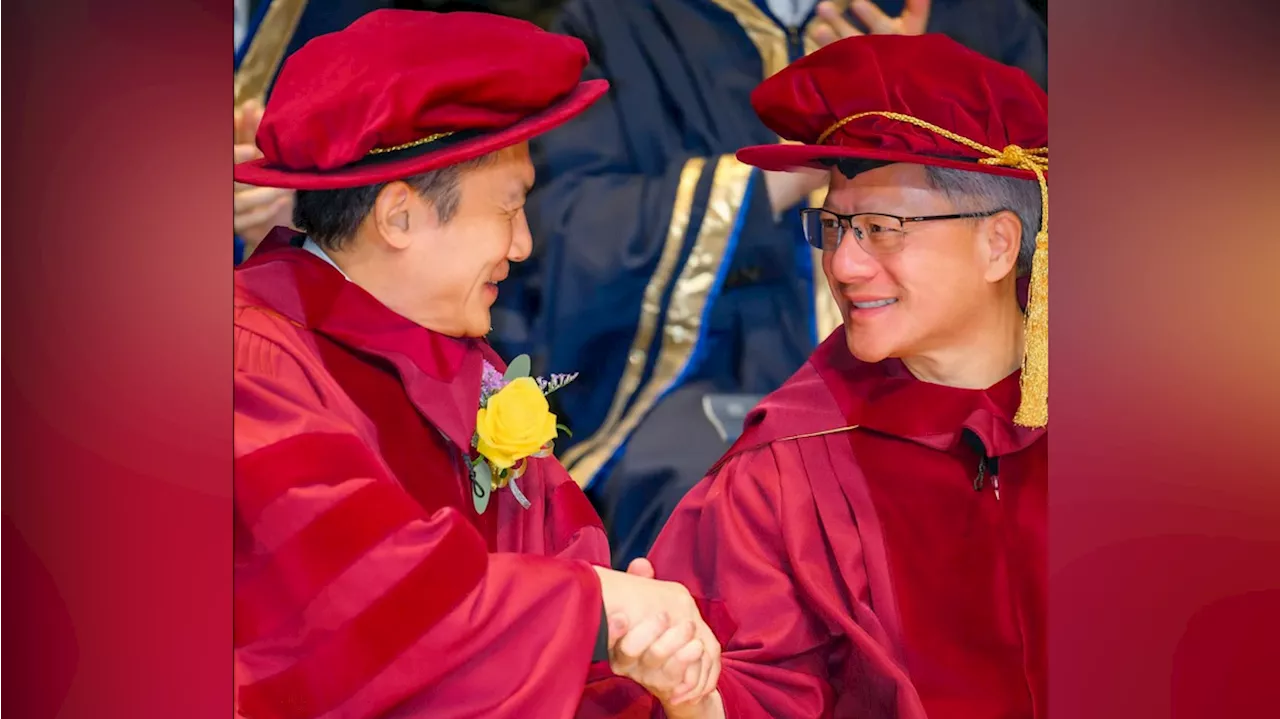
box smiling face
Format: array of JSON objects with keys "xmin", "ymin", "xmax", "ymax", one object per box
[
  {"xmin": 821, "ymin": 162, "xmax": 1023, "ymax": 365},
  {"xmin": 369, "ymin": 143, "xmax": 535, "ymax": 337}
]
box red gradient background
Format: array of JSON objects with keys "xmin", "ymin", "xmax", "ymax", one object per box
[{"xmin": 3, "ymin": 0, "xmax": 1278, "ymax": 717}]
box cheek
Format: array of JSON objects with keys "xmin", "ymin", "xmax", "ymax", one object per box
[
  {"xmin": 897, "ymin": 256, "xmax": 984, "ymax": 322},
  {"xmin": 820, "ymin": 251, "xmax": 837, "ymax": 284},
  {"xmin": 471, "ymin": 220, "xmax": 513, "ymax": 270},
  {"xmin": 892, "ymin": 237, "xmax": 976, "ymax": 291},
  {"xmin": 436, "ymin": 224, "xmax": 503, "ymax": 286},
  {"xmin": 409, "ymin": 253, "xmax": 476, "ymax": 319}
]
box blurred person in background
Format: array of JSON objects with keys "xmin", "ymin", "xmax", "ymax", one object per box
[
  {"xmin": 513, "ymin": 0, "xmax": 1047, "ymax": 568},
  {"xmin": 233, "ymin": 0, "xmax": 393, "ymax": 263}
]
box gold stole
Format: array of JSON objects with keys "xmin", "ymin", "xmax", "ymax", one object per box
[
  {"xmin": 564, "ymin": 1, "xmax": 850, "ymax": 486},
  {"xmin": 562, "ymin": 157, "xmax": 755, "ymax": 486},
  {"xmin": 234, "ymin": 0, "xmax": 311, "ymax": 108},
  {"xmin": 708, "ymin": 0, "xmax": 846, "ymax": 340}
]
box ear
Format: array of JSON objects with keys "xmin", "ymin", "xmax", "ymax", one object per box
[
  {"xmin": 982, "ymin": 210, "xmax": 1023, "ymax": 283},
  {"xmin": 371, "ymin": 181, "xmax": 416, "ymax": 250}
]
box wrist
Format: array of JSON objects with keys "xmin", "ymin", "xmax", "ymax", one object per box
[{"xmin": 663, "ymin": 690, "xmax": 724, "ymax": 719}]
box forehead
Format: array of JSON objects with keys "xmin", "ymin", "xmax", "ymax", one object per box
[
  {"xmin": 500, "ymin": 144, "xmax": 535, "ymax": 191},
  {"xmin": 464, "ymin": 143, "xmax": 535, "ymax": 199},
  {"xmin": 824, "ymin": 162, "xmax": 941, "ymax": 211},
  {"xmin": 495, "ymin": 142, "xmax": 533, "ymax": 175}
]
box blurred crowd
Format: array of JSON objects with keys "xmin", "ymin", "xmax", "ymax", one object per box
[{"xmin": 234, "ymin": 0, "xmax": 1048, "ymax": 568}]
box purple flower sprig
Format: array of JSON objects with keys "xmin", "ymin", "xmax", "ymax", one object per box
[
  {"xmin": 479, "ymin": 356, "xmax": 577, "ymax": 410},
  {"xmin": 480, "ymin": 361, "xmax": 508, "ymax": 403},
  {"xmin": 536, "ymin": 373, "xmax": 580, "ymax": 395}
]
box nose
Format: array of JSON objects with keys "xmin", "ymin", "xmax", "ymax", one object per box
[
  {"xmin": 508, "ymin": 209, "xmax": 532, "ymax": 263},
  {"xmin": 828, "ymin": 232, "xmax": 881, "ymax": 285}
]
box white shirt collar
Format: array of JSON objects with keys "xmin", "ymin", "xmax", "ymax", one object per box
[
  {"xmin": 301, "ymin": 237, "xmax": 351, "ymax": 281},
  {"xmin": 765, "ymin": 0, "xmax": 819, "ymax": 28}
]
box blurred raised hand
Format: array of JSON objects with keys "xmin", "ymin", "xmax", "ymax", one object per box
[
  {"xmin": 812, "ymin": 0, "xmax": 931, "ymax": 46},
  {"xmin": 234, "ymin": 99, "xmax": 295, "ymax": 255}
]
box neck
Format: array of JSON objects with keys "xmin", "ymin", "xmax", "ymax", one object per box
[
  {"xmin": 323, "ymin": 235, "xmax": 425, "ymax": 328},
  {"xmin": 901, "ymin": 287, "xmax": 1025, "ymax": 390}
]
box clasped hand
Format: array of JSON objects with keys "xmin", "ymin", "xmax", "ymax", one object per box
[{"xmin": 593, "ymin": 559, "xmax": 722, "ymax": 715}]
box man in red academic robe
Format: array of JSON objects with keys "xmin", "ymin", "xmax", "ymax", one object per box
[
  {"xmin": 578, "ymin": 34, "xmax": 1049, "ymax": 718},
  {"xmin": 232, "ymin": 11, "xmax": 721, "ymax": 718}
]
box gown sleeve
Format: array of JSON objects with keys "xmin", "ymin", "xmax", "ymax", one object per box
[{"xmin": 233, "ymin": 328, "xmax": 605, "ymax": 719}]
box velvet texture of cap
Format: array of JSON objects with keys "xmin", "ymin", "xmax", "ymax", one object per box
[
  {"xmin": 234, "ymin": 10, "xmax": 608, "ymax": 190},
  {"xmin": 736, "ymin": 33, "xmax": 1047, "ymax": 181},
  {"xmin": 739, "ymin": 34, "xmax": 1051, "ymax": 428}
]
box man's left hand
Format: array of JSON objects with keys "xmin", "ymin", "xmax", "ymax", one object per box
[{"xmin": 812, "ymin": 0, "xmax": 931, "ymax": 46}]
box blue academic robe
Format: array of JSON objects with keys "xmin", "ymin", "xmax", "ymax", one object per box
[
  {"xmin": 234, "ymin": 0, "xmax": 393, "ymax": 85},
  {"xmin": 503, "ymin": 0, "xmax": 1048, "ymax": 567}
]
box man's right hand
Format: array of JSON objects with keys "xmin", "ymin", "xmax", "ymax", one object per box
[
  {"xmin": 592, "ymin": 561, "xmax": 721, "ymax": 705},
  {"xmin": 593, "ymin": 562, "xmax": 710, "ymax": 646}
]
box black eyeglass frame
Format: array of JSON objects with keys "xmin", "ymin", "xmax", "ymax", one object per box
[{"xmin": 799, "ymin": 207, "xmax": 1005, "ymax": 252}]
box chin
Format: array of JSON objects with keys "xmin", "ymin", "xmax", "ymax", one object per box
[
  {"xmin": 461, "ymin": 310, "xmax": 492, "ymax": 339},
  {"xmin": 844, "ymin": 327, "xmax": 897, "ymax": 365}
]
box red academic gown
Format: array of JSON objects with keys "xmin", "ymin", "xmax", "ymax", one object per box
[
  {"xmin": 234, "ymin": 230, "xmax": 611, "ymax": 719},
  {"xmin": 579, "ymin": 332, "xmax": 1047, "ymax": 719}
]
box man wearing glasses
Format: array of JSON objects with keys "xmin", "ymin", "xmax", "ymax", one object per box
[{"xmin": 578, "ymin": 33, "xmax": 1048, "ymax": 719}]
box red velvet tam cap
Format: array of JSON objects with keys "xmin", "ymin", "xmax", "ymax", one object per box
[
  {"xmin": 735, "ymin": 33, "xmax": 1047, "ymax": 182},
  {"xmin": 739, "ymin": 34, "xmax": 1051, "ymax": 428},
  {"xmin": 233, "ymin": 10, "xmax": 608, "ymax": 190}
]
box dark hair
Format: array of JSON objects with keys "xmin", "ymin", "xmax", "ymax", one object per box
[{"xmin": 293, "ymin": 155, "xmax": 490, "ymax": 251}]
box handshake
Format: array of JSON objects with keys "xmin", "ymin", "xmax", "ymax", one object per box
[{"xmin": 592, "ymin": 559, "xmax": 725, "ymax": 719}]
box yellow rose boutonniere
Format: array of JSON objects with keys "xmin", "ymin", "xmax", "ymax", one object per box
[
  {"xmin": 476, "ymin": 378, "xmax": 558, "ymax": 469},
  {"xmin": 470, "ymin": 354, "xmax": 577, "ymax": 514}
]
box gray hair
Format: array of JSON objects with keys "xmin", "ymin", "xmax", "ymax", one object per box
[{"xmin": 923, "ymin": 166, "xmax": 1041, "ymax": 276}]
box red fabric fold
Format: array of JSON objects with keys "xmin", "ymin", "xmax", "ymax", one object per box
[
  {"xmin": 236, "ymin": 432, "xmax": 381, "ymax": 528},
  {"xmin": 238, "ymin": 511, "xmax": 488, "ymax": 719},
  {"xmin": 235, "ymin": 475, "xmax": 422, "ymax": 648}
]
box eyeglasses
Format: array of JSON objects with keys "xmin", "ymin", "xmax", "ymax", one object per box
[{"xmin": 800, "ymin": 208, "xmax": 1003, "ymax": 254}]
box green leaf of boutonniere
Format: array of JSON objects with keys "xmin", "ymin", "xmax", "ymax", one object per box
[
  {"xmin": 503, "ymin": 354, "xmax": 531, "ymax": 382},
  {"xmin": 472, "ymin": 461, "xmax": 493, "ymax": 515},
  {"xmin": 556, "ymin": 423, "xmax": 573, "ymax": 438}
]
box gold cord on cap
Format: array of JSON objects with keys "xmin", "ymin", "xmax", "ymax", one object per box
[
  {"xmin": 366, "ymin": 131, "xmax": 456, "ymax": 156},
  {"xmin": 818, "ymin": 111, "xmax": 1049, "ymax": 427}
]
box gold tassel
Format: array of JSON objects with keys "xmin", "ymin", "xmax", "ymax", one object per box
[
  {"xmin": 1010, "ymin": 163, "xmax": 1050, "ymax": 427},
  {"xmin": 1014, "ymin": 230, "xmax": 1048, "ymax": 427}
]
